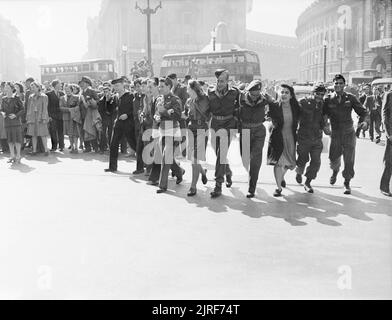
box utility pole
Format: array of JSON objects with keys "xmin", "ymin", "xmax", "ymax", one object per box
[
  {"xmin": 323, "ymin": 38, "xmax": 328, "ymax": 83},
  {"xmin": 135, "ymin": 0, "xmax": 162, "ymax": 75}
]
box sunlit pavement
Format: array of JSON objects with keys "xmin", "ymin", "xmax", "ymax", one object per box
[{"xmin": 0, "ymin": 133, "xmax": 391, "ymax": 300}]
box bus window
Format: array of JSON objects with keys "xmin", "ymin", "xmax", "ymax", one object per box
[
  {"xmin": 108, "ymin": 63, "xmax": 113, "ymax": 72},
  {"xmin": 245, "ymin": 53, "xmax": 258, "ymax": 63},
  {"xmin": 51, "ymin": 67, "xmax": 57, "ymax": 73},
  {"xmin": 208, "ymin": 56, "xmax": 218, "ymax": 64},
  {"xmin": 98, "ymin": 63, "xmax": 108, "ymax": 71},
  {"xmin": 234, "ymin": 55, "xmax": 245, "ymax": 63},
  {"xmin": 82, "ymin": 64, "xmax": 89, "ymax": 72},
  {"xmin": 220, "ymin": 55, "xmax": 234, "ymax": 63},
  {"xmin": 172, "ymin": 58, "xmax": 184, "ymax": 67},
  {"xmin": 196, "ymin": 57, "xmax": 207, "ymax": 65},
  {"xmin": 93, "ymin": 63, "xmax": 99, "ymax": 72},
  {"xmin": 161, "ymin": 59, "xmax": 170, "ymax": 67}
]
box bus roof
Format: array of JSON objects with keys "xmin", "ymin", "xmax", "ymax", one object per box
[
  {"xmin": 162, "ymin": 49, "xmax": 257, "ymax": 58},
  {"xmin": 372, "ymin": 78, "xmax": 392, "ymax": 86},
  {"xmin": 40, "ymin": 59, "xmax": 115, "ymax": 67}
]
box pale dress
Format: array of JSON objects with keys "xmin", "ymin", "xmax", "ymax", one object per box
[{"xmin": 277, "ymin": 106, "xmax": 296, "ymax": 170}]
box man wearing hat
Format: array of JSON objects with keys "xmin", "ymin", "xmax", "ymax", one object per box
[
  {"xmin": 323, "ymin": 74, "xmax": 369, "ymax": 195},
  {"xmin": 104, "ymin": 78, "xmax": 137, "ymax": 173},
  {"xmin": 208, "ymin": 69, "xmax": 240, "ymax": 198},
  {"xmin": 79, "ymin": 76, "xmax": 100, "ymax": 153},
  {"xmin": 239, "ymin": 80, "xmax": 275, "ymax": 198},
  {"xmin": 295, "ymin": 83, "xmax": 328, "ymax": 193}
]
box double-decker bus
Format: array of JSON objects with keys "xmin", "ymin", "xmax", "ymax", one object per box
[
  {"xmin": 160, "ymin": 49, "xmax": 261, "ymax": 83},
  {"xmin": 40, "ymin": 59, "xmax": 117, "ymax": 84},
  {"xmin": 348, "ymin": 69, "xmax": 382, "ymax": 85}
]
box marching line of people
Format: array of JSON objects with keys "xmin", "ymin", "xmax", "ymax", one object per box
[{"xmin": 1, "ymin": 71, "xmax": 392, "ymax": 199}]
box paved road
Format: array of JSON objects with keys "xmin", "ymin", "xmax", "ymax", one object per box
[{"xmin": 0, "ymin": 134, "xmax": 391, "ymax": 299}]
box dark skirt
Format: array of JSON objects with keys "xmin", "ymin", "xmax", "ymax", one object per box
[{"xmin": 6, "ymin": 125, "xmax": 23, "ymax": 144}]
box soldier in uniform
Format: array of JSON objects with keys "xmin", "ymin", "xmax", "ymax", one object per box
[
  {"xmin": 154, "ymin": 77, "xmax": 184, "ymax": 194},
  {"xmin": 295, "ymin": 84, "xmax": 328, "ymax": 193},
  {"xmin": 380, "ymin": 88, "xmax": 392, "ymax": 197},
  {"xmin": 323, "ymin": 74, "xmax": 369, "ymax": 195},
  {"xmin": 132, "ymin": 78, "xmax": 146, "ymax": 174},
  {"xmin": 98, "ymin": 82, "xmax": 117, "ymax": 154},
  {"xmin": 104, "ymin": 78, "xmax": 137, "ymax": 173},
  {"xmin": 238, "ymin": 80, "xmax": 273, "ymax": 198},
  {"xmin": 208, "ymin": 69, "xmax": 239, "ymax": 198}
]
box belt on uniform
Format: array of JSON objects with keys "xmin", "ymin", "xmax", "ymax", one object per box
[
  {"xmin": 190, "ymin": 119, "xmax": 207, "ymax": 126},
  {"xmin": 212, "ymin": 115, "xmax": 234, "ymax": 121},
  {"xmin": 241, "ymin": 122, "xmax": 264, "ymax": 128}
]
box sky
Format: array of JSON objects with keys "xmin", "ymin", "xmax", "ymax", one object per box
[{"xmin": 0, "ymin": 0, "xmax": 315, "ymax": 63}]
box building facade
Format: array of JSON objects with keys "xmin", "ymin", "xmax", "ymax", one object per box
[
  {"xmin": 296, "ymin": 0, "xmax": 392, "ymax": 82},
  {"xmin": 85, "ymin": 0, "xmax": 252, "ymax": 76},
  {"xmin": 246, "ymin": 30, "xmax": 300, "ymax": 81},
  {"xmin": 0, "ymin": 15, "xmax": 25, "ymax": 81}
]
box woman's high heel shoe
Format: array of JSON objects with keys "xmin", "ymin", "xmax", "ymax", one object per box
[
  {"xmin": 201, "ymin": 170, "xmax": 208, "ymax": 185},
  {"xmin": 7, "ymin": 157, "xmax": 15, "ymax": 163},
  {"xmin": 187, "ymin": 188, "xmax": 197, "ymax": 197}
]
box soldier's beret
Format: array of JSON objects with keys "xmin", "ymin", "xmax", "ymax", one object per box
[
  {"xmin": 167, "ymin": 73, "xmax": 177, "ymax": 80},
  {"xmin": 215, "ymin": 69, "xmax": 228, "ymax": 79},
  {"xmin": 246, "ymin": 80, "xmax": 262, "ymax": 92},
  {"xmin": 111, "ymin": 78, "xmax": 125, "ymax": 85},
  {"xmin": 79, "ymin": 76, "xmax": 93, "ymax": 87}
]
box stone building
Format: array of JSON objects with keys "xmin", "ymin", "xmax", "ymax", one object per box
[
  {"xmin": 0, "ymin": 15, "xmax": 25, "ymax": 81},
  {"xmin": 296, "ymin": 0, "xmax": 392, "ymax": 82}
]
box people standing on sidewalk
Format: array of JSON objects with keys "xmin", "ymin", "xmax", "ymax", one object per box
[
  {"xmin": 26, "ymin": 82, "xmax": 50, "ymax": 156},
  {"xmin": 98, "ymin": 82, "xmax": 117, "ymax": 154},
  {"xmin": 0, "ymin": 82, "xmax": 24, "ymax": 163},
  {"xmin": 46, "ymin": 79, "xmax": 65, "ymax": 152},
  {"xmin": 364, "ymin": 86, "xmax": 383, "ymax": 144}
]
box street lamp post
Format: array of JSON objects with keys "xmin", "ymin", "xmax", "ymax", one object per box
[
  {"xmin": 122, "ymin": 45, "xmax": 128, "ymax": 76},
  {"xmin": 135, "ymin": 0, "xmax": 162, "ymax": 74},
  {"xmin": 338, "ymin": 47, "xmax": 344, "ymax": 74},
  {"xmin": 323, "ymin": 39, "xmax": 328, "ymax": 83},
  {"xmin": 211, "ymin": 29, "xmax": 217, "ymax": 52}
]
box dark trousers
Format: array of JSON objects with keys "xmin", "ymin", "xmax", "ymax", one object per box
[
  {"xmin": 99, "ymin": 115, "xmax": 115, "ymax": 151},
  {"xmin": 296, "ymin": 137, "xmax": 323, "ymax": 181},
  {"xmin": 240, "ymin": 126, "xmax": 266, "ymax": 193},
  {"xmin": 109, "ymin": 120, "xmax": 137, "ymax": 171},
  {"xmin": 330, "ymin": 129, "xmax": 356, "ymax": 180},
  {"xmin": 211, "ymin": 129, "xmax": 233, "ymax": 186},
  {"xmin": 1, "ymin": 139, "xmax": 9, "ymax": 152},
  {"xmin": 380, "ymin": 139, "xmax": 392, "ymax": 192},
  {"xmin": 84, "ymin": 139, "xmax": 98, "ymax": 152},
  {"xmin": 49, "ymin": 118, "xmax": 64, "ymax": 150},
  {"xmin": 158, "ymin": 136, "xmax": 183, "ymax": 190},
  {"xmin": 369, "ymin": 111, "xmax": 381, "ymax": 140},
  {"xmin": 135, "ymin": 127, "xmax": 145, "ymax": 171}
]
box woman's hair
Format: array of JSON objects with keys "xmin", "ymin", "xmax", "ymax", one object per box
[
  {"xmin": 5, "ymin": 82, "xmax": 15, "ymax": 92},
  {"xmin": 30, "ymin": 81, "xmax": 42, "ymax": 91},
  {"xmin": 280, "ymin": 84, "xmax": 300, "ymax": 111},
  {"xmin": 70, "ymin": 83, "xmax": 80, "ymax": 94},
  {"xmin": 14, "ymin": 82, "xmax": 24, "ymax": 94},
  {"xmin": 188, "ymin": 80, "xmax": 205, "ymax": 100}
]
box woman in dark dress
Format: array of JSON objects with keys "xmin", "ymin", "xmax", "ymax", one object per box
[
  {"xmin": 184, "ymin": 80, "xmax": 210, "ymax": 196},
  {"xmin": 0, "ymin": 82, "xmax": 24, "ymax": 163},
  {"xmin": 267, "ymin": 84, "xmax": 300, "ymax": 197}
]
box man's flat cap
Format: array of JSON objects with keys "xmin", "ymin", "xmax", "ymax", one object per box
[
  {"xmin": 111, "ymin": 78, "xmax": 125, "ymax": 85},
  {"xmin": 246, "ymin": 80, "xmax": 262, "ymax": 92},
  {"xmin": 215, "ymin": 69, "xmax": 228, "ymax": 79},
  {"xmin": 79, "ymin": 76, "xmax": 93, "ymax": 86}
]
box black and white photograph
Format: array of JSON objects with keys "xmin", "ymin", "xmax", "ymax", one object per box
[{"xmin": 0, "ymin": 0, "xmax": 391, "ymax": 302}]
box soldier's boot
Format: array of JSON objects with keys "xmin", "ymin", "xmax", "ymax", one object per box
[
  {"xmin": 210, "ymin": 183, "xmax": 222, "ymax": 198},
  {"xmin": 226, "ymin": 175, "xmax": 233, "ymax": 188},
  {"xmin": 330, "ymin": 170, "xmax": 339, "ymax": 185},
  {"xmin": 344, "ymin": 179, "xmax": 352, "ymax": 195},
  {"xmin": 296, "ymin": 174, "xmax": 303, "ymax": 185},
  {"xmin": 304, "ymin": 178, "xmax": 314, "ymax": 194}
]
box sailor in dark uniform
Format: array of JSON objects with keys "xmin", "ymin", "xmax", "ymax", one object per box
[
  {"xmin": 104, "ymin": 78, "xmax": 137, "ymax": 173},
  {"xmin": 238, "ymin": 80, "xmax": 274, "ymax": 198},
  {"xmin": 208, "ymin": 69, "xmax": 240, "ymax": 198}
]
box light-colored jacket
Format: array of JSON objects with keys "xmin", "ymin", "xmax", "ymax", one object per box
[{"xmin": 26, "ymin": 93, "xmax": 49, "ymax": 124}]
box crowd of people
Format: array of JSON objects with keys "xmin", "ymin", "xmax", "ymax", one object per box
[{"xmin": 1, "ymin": 70, "xmax": 391, "ymax": 199}]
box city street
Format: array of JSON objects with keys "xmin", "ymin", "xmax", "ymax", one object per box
[{"xmin": 0, "ymin": 133, "xmax": 391, "ymax": 300}]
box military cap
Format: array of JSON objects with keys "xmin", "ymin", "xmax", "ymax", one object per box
[
  {"xmin": 184, "ymin": 75, "xmax": 191, "ymax": 81},
  {"xmin": 79, "ymin": 76, "xmax": 93, "ymax": 87},
  {"xmin": 246, "ymin": 80, "xmax": 262, "ymax": 92},
  {"xmin": 238, "ymin": 83, "xmax": 246, "ymax": 91},
  {"xmin": 167, "ymin": 73, "xmax": 177, "ymax": 80},
  {"xmin": 111, "ymin": 78, "xmax": 125, "ymax": 85},
  {"xmin": 313, "ymin": 83, "xmax": 327, "ymax": 93},
  {"xmin": 215, "ymin": 69, "xmax": 228, "ymax": 79}
]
